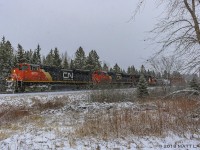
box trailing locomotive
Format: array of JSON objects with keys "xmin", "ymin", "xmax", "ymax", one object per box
[{"xmin": 5, "ymin": 63, "xmax": 156, "ymax": 93}]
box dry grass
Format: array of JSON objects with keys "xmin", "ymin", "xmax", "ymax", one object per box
[
  {"xmin": 0, "ymin": 96, "xmax": 67, "ymax": 127},
  {"xmin": 75, "ymin": 97, "xmax": 200, "ymax": 139},
  {"xmin": 0, "ymin": 106, "xmax": 29, "ymax": 126},
  {"xmin": 31, "ymin": 99, "xmax": 65, "ymax": 111},
  {"xmin": 89, "ymin": 89, "xmax": 135, "ymax": 103},
  {"xmin": 0, "ymin": 131, "xmax": 10, "ymax": 140}
]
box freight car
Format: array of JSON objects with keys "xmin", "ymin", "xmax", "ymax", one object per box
[{"xmin": 5, "ymin": 63, "xmax": 156, "ymax": 93}]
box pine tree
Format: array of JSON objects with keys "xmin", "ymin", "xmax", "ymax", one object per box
[
  {"xmin": 85, "ymin": 50, "xmax": 101, "ymax": 71},
  {"xmin": 137, "ymin": 65, "xmax": 149, "ymax": 98},
  {"xmin": 62, "ymin": 54, "xmax": 69, "ymax": 69},
  {"xmin": 127, "ymin": 65, "xmax": 136, "ymax": 74},
  {"xmin": 74, "ymin": 47, "xmax": 86, "ymax": 69},
  {"xmin": 137, "ymin": 74, "xmax": 149, "ymax": 98},
  {"xmin": 92, "ymin": 50, "xmax": 101, "ymax": 70},
  {"xmin": 102, "ymin": 63, "xmax": 109, "ymax": 71},
  {"xmin": 85, "ymin": 51, "xmax": 94, "ymax": 70},
  {"xmin": 44, "ymin": 49, "xmax": 54, "ymax": 66},
  {"xmin": 139, "ymin": 65, "xmax": 147, "ymax": 75},
  {"xmin": 34, "ymin": 44, "xmax": 41, "ymax": 64},
  {"xmin": 24, "ymin": 49, "xmax": 33, "ymax": 63},
  {"xmin": 31, "ymin": 50, "xmax": 37, "ymax": 64},
  {"xmin": 70, "ymin": 59, "xmax": 74, "ymax": 69},
  {"xmin": 17, "ymin": 44, "xmax": 25, "ymax": 63},
  {"xmin": 113, "ymin": 63, "xmax": 120, "ymax": 73},
  {"xmin": 53, "ymin": 47, "xmax": 62, "ymax": 67},
  {"xmin": 0, "ymin": 37, "xmax": 14, "ymax": 78}
]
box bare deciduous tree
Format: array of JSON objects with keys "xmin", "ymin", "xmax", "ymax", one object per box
[
  {"xmin": 147, "ymin": 55, "xmax": 183, "ymax": 78},
  {"xmin": 148, "ymin": 55, "xmax": 184, "ymax": 93},
  {"xmin": 135, "ymin": 0, "xmax": 200, "ymax": 72}
]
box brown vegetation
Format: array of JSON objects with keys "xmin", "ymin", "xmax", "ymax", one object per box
[
  {"xmin": 0, "ymin": 96, "xmax": 67, "ymax": 127},
  {"xmin": 75, "ymin": 97, "xmax": 200, "ymax": 139},
  {"xmin": 89, "ymin": 89, "xmax": 135, "ymax": 103}
]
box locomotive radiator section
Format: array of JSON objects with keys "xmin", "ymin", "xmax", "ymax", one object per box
[{"xmin": 61, "ymin": 69, "xmax": 92, "ymax": 90}]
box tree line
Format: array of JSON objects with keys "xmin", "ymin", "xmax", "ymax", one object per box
[{"xmin": 0, "ymin": 36, "xmax": 183, "ymax": 81}]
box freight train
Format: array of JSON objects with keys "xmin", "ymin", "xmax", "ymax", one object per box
[{"xmin": 5, "ymin": 63, "xmax": 156, "ymax": 93}]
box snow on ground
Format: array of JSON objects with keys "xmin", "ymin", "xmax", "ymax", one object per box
[{"xmin": 0, "ymin": 89, "xmax": 199, "ymax": 150}]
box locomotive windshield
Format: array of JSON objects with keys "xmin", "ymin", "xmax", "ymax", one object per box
[
  {"xmin": 30, "ymin": 65, "xmax": 39, "ymax": 71},
  {"xmin": 19, "ymin": 65, "xmax": 28, "ymax": 71}
]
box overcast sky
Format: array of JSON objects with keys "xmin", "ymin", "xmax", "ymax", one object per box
[{"xmin": 0, "ymin": 0, "xmax": 162, "ymax": 70}]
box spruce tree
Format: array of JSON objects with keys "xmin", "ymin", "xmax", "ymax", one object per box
[
  {"xmin": 0, "ymin": 38, "xmax": 14, "ymax": 77},
  {"xmin": 85, "ymin": 51, "xmax": 94, "ymax": 70},
  {"xmin": 102, "ymin": 63, "xmax": 109, "ymax": 71},
  {"xmin": 53, "ymin": 47, "xmax": 62, "ymax": 67},
  {"xmin": 31, "ymin": 50, "xmax": 38, "ymax": 64},
  {"xmin": 35, "ymin": 44, "xmax": 41, "ymax": 64},
  {"xmin": 62, "ymin": 55, "xmax": 69, "ymax": 69},
  {"xmin": 24, "ymin": 49, "xmax": 33, "ymax": 63},
  {"xmin": 85, "ymin": 50, "xmax": 101, "ymax": 71},
  {"xmin": 92, "ymin": 50, "xmax": 101, "ymax": 70},
  {"xmin": 17, "ymin": 44, "xmax": 25, "ymax": 63},
  {"xmin": 44, "ymin": 49, "xmax": 54, "ymax": 66},
  {"xmin": 137, "ymin": 65, "xmax": 149, "ymax": 98},
  {"xmin": 70, "ymin": 60, "xmax": 74, "ymax": 69},
  {"xmin": 127, "ymin": 65, "xmax": 136, "ymax": 74},
  {"xmin": 74, "ymin": 47, "xmax": 86, "ymax": 69},
  {"xmin": 113, "ymin": 63, "xmax": 120, "ymax": 73}
]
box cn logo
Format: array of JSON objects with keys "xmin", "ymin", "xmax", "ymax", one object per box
[{"xmin": 63, "ymin": 72, "xmax": 73, "ymax": 80}]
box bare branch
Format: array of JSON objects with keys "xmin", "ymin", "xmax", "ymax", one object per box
[{"xmin": 135, "ymin": 0, "xmax": 200, "ymax": 72}]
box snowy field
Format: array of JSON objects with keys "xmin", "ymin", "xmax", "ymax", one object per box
[{"xmin": 0, "ymin": 89, "xmax": 199, "ymax": 150}]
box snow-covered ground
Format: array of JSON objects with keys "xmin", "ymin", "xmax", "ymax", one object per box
[{"xmin": 0, "ymin": 89, "xmax": 199, "ymax": 150}]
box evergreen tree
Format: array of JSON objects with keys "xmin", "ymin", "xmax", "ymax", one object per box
[
  {"xmin": 31, "ymin": 50, "xmax": 38, "ymax": 64},
  {"xmin": 0, "ymin": 37, "xmax": 14, "ymax": 79},
  {"xmin": 62, "ymin": 53, "xmax": 69, "ymax": 69},
  {"xmin": 34, "ymin": 44, "xmax": 41, "ymax": 64},
  {"xmin": 85, "ymin": 51, "xmax": 94, "ymax": 70},
  {"xmin": 17, "ymin": 44, "xmax": 25, "ymax": 63},
  {"xmin": 109, "ymin": 68, "xmax": 114, "ymax": 72},
  {"xmin": 85, "ymin": 50, "xmax": 101, "ymax": 71},
  {"xmin": 44, "ymin": 49, "xmax": 54, "ymax": 66},
  {"xmin": 102, "ymin": 63, "xmax": 109, "ymax": 71},
  {"xmin": 190, "ymin": 76, "xmax": 199, "ymax": 91},
  {"xmin": 113, "ymin": 63, "xmax": 120, "ymax": 73},
  {"xmin": 139, "ymin": 65, "xmax": 146, "ymax": 75},
  {"xmin": 13, "ymin": 55, "xmax": 18, "ymax": 67},
  {"xmin": 92, "ymin": 50, "xmax": 101, "ymax": 70},
  {"xmin": 24, "ymin": 49, "xmax": 33, "ymax": 63},
  {"xmin": 137, "ymin": 65, "xmax": 149, "ymax": 98},
  {"xmin": 74, "ymin": 47, "xmax": 86, "ymax": 69},
  {"xmin": 127, "ymin": 65, "xmax": 136, "ymax": 74},
  {"xmin": 53, "ymin": 47, "xmax": 62, "ymax": 67},
  {"xmin": 70, "ymin": 59, "xmax": 74, "ymax": 69}
]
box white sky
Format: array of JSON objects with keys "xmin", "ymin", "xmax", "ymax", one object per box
[{"xmin": 0, "ymin": 0, "xmax": 162, "ymax": 70}]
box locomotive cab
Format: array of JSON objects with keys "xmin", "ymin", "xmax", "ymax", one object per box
[{"xmin": 6, "ymin": 63, "xmax": 53, "ymax": 92}]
